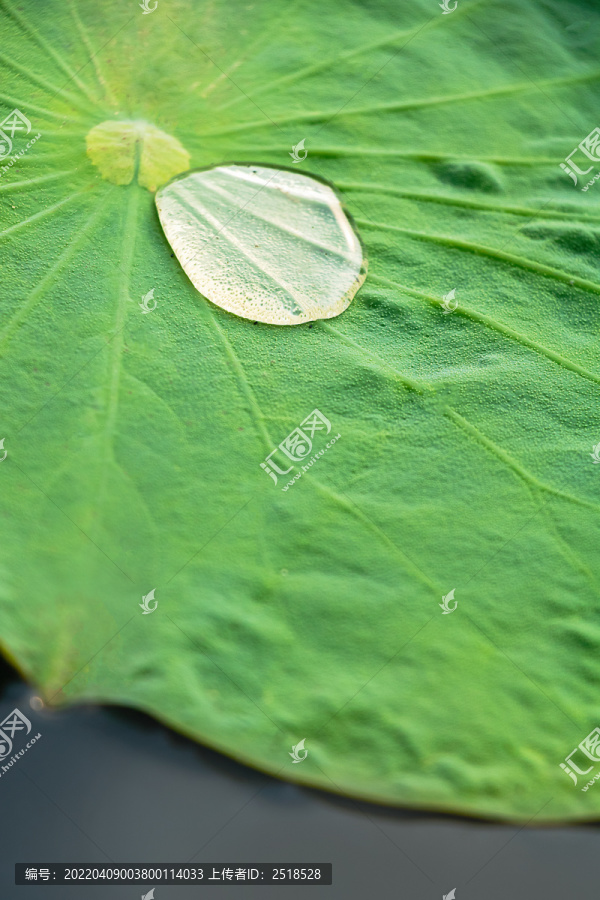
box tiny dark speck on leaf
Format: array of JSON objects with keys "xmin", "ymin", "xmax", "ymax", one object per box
[{"xmin": 238, "ymin": 427, "xmax": 244, "ymax": 431}]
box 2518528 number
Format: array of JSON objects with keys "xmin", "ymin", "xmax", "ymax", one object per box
[{"xmin": 272, "ymin": 868, "xmax": 321, "ymax": 880}]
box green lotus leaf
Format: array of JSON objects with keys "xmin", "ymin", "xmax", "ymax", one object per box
[{"xmin": 1, "ymin": 0, "xmax": 600, "ymax": 822}]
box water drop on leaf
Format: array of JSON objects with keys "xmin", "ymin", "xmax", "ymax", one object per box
[{"xmin": 155, "ymin": 164, "xmax": 367, "ymax": 325}]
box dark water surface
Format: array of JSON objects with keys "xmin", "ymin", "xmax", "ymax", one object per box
[{"xmin": 0, "ymin": 660, "xmax": 598, "ymax": 899}]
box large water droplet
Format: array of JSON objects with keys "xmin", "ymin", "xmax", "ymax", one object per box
[{"xmin": 155, "ymin": 164, "xmax": 367, "ymax": 325}]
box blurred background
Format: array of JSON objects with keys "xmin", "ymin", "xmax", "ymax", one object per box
[{"xmin": 1, "ymin": 656, "xmax": 598, "ymax": 899}]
